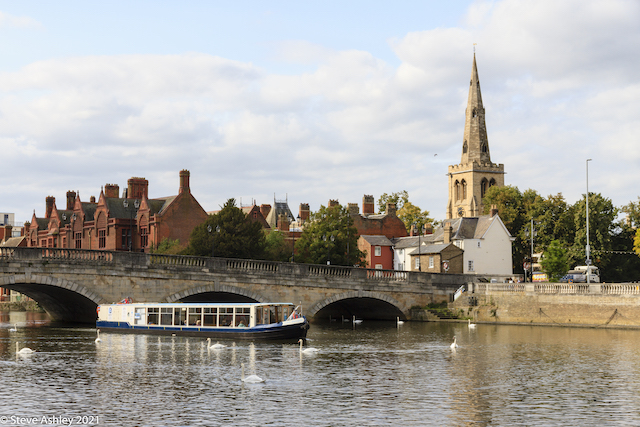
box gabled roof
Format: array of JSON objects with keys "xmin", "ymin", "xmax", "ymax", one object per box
[
  {"xmin": 103, "ymin": 198, "xmax": 143, "ymax": 219},
  {"xmin": 408, "ymin": 243, "xmax": 457, "ymax": 255},
  {"xmin": 359, "ymin": 235, "xmax": 393, "ymax": 246},
  {"xmin": 0, "ymin": 236, "xmax": 26, "ymax": 247}
]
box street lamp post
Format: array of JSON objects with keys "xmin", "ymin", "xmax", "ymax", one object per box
[
  {"xmin": 323, "ymin": 234, "xmax": 335, "ymax": 265},
  {"xmin": 413, "ymin": 222, "xmax": 423, "ymax": 272},
  {"xmin": 586, "ymin": 158, "xmax": 592, "ymax": 283},
  {"xmin": 207, "ymin": 225, "xmax": 220, "ymax": 257}
]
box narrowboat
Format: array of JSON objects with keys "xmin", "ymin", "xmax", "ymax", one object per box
[{"xmin": 96, "ymin": 302, "xmax": 309, "ymax": 341}]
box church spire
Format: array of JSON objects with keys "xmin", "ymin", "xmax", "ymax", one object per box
[{"xmin": 461, "ymin": 53, "xmax": 491, "ymax": 164}]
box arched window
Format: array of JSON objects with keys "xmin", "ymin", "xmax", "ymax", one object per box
[
  {"xmin": 489, "ymin": 178, "xmax": 496, "ymax": 187},
  {"xmin": 462, "ymin": 140, "xmax": 468, "ymax": 154},
  {"xmin": 481, "ymin": 142, "xmax": 488, "ymax": 153},
  {"xmin": 454, "ymin": 180, "xmax": 460, "ymax": 201},
  {"xmin": 461, "ymin": 180, "xmax": 467, "ymax": 200},
  {"xmin": 481, "ymin": 178, "xmax": 489, "ymax": 198},
  {"xmin": 472, "ymin": 109, "xmax": 477, "ymax": 118}
]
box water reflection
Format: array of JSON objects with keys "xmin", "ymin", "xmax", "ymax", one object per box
[{"xmin": 2, "ymin": 314, "xmax": 640, "ymax": 425}]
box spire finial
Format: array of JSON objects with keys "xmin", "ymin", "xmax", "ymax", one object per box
[{"xmin": 473, "ymin": 43, "xmax": 477, "ymax": 54}]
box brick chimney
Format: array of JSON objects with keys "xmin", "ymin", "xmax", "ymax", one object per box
[
  {"xmin": 424, "ymin": 223, "xmax": 433, "ymax": 235},
  {"xmin": 66, "ymin": 191, "xmax": 76, "ymax": 210},
  {"xmin": 443, "ymin": 221, "xmax": 453, "ymax": 244},
  {"xmin": 490, "ymin": 204, "xmax": 499, "ymax": 217},
  {"xmin": 328, "ymin": 199, "xmax": 339, "ymax": 208},
  {"xmin": 90, "ymin": 196, "xmax": 96, "ymax": 203},
  {"xmin": 409, "ymin": 223, "xmax": 417, "ymax": 236},
  {"xmin": 179, "ymin": 170, "xmax": 190, "ymax": 194},
  {"xmin": 348, "ymin": 203, "xmax": 359, "ymax": 216},
  {"xmin": 127, "ymin": 177, "xmax": 149, "ymax": 199},
  {"xmin": 278, "ymin": 213, "xmax": 290, "ymax": 231},
  {"xmin": 45, "ymin": 196, "xmax": 55, "ymax": 219},
  {"xmin": 386, "ymin": 202, "xmax": 397, "ymax": 217},
  {"xmin": 363, "ymin": 195, "xmax": 374, "ymax": 215},
  {"xmin": 299, "ymin": 203, "xmax": 310, "ymax": 222},
  {"xmin": 105, "ymin": 184, "xmax": 119, "ymax": 198}
]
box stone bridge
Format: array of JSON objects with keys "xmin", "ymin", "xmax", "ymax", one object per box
[{"xmin": 0, "ymin": 247, "xmax": 479, "ymax": 323}]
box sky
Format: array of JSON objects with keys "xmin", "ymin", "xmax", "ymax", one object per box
[{"xmin": 1, "ymin": 0, "xmax": 639, "ymax": 226}]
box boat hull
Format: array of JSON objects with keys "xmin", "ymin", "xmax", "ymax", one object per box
[{"xmin": 96, "ymin": 318, "xmax": 309, "ymax": 341}]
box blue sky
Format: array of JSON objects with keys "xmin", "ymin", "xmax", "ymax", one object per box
[{"xmin": 1, "ymin": 0, "xmax": 639, "ymax": 227}]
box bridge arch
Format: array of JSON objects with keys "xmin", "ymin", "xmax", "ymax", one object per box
[
  {"xmin": 308, "ymin": 290, "xmax": 408, "ymax": 321},
  {"xmin": 1, "ymin": 274, "xmax": 104, "ymax": 323},
  {"xmin": 165, "ymin": 283, "xmax": 268, "ymax": 304}
]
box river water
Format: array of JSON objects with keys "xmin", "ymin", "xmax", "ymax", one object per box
[{"xmin": 2, "ymin": 312, "xmax": 640, "ymax": 426}]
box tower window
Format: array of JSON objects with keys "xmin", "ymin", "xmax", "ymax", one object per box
[
  {"xmin": 481, "ymin": 178, "xmax": 489, "ymax": 198},
  {"xmin": 462, "ymin": 141, "xmax": 468, "ymax": 154},
  {"xmin": 481, "ymin": 142, "xmax": 488, "ymax": 153},
  {"xmin": 461, "ymin": 180, "xmax": 467, "ymax": 200},
  {"xmin": 472, "ymin": 109, "xmax": 477, "ymax": 118}
]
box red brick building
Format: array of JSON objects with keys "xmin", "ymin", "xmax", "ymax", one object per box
[
  {"xmin": 26, "ymin": 170, "xmax": 208, "ymax": 252},
  {"xmin": 349, "ymin": 195, "xmax": 408, "ymax": 239},
  {"xmin": 358, "ymin": 235, "xmax": 394, "ymax": 269}
]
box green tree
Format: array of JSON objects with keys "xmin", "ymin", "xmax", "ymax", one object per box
[
  {"xmin": 151, "ymin": 237, "xmax": 183, "ymax": 255},
  {"xmin": 263, "ymin": 230, "xmax": 292, "ymax": 262},
  {"xmin": 397, "ymin": 201, "xmax": 434, "ymax": 234},
  {"xmin": 295, "ymin": 203, "xmax": 364, "ymax": 266},
  {"xmin": 621, "ymin": 197, "xmax": 640, "ymax": 228},
  {"xmin": 540, "ymin": 240, "xmax": 569, "ymax": 282},
  {"xmin": 635, "ymin": 228, "xmax": 640, "ymax": 257},
  {"xmin": 378, "ymin": 191, "xmax": 409, "ymax": 213},
  {"xmin": 186, "ymin": 198, "xmax": 266, "ymax": 259}
]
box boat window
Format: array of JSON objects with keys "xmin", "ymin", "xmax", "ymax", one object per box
[
  {"xmin": 174, "ymin": 307, "xmax": 186, "ymax": 326},
  {"xmin": 219, "ymin": 307, "xmax": 234, "ymax": 327},
  {"xmin": 256, "ymin": 306, "xmax": 266, "ymax": 325},
  {"xmin": 147, "ymin": 307, "xmax": 159, "ymax": 325},
  {"xmin": 235, "ymin": 307, "xmax": 250, "ymax": 327},
  {"xmin": 160, "ymin": 307, "xmax": 173, "ymax": 325},
  {"xmin": 188, "ymin": 307, "xmax": 202, "ymax": 326},
  {"xmin": 203, "ymin": 307, "xmax": 217, "ymax": 326}
]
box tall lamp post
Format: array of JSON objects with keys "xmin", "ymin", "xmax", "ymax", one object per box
[
  {"xmin": 413, "ymin": 222, "xmax": 423, "ymax": 272},
  {"xmin": 586, "ymin": 158, "xmax": 592, "ymax": 283},
  {"xmin": 207, "ymin": 225, "xmax": 220, "ymax": 257},
  {"xmin": 323, "ymin": 234, "xmax": 335, "ymax": 265}
]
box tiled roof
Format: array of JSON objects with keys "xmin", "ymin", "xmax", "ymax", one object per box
[
  {"xmin": 360, "ymin": 235, "xmax": 393, "ymax": 246},
  {"xmin": 408, "ymin": 243, "xmax": 453, "ymax": 255}
]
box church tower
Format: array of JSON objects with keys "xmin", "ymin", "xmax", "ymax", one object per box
[{"xmin": 446, "ymin": 54, "xmax": 505, "ymax": 219}]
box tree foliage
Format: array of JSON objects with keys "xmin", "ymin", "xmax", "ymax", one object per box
[
  {"xmin": 151, "ymin": 237, "xmax": 183, "ymax": 255},
  {"xmin": 264, "ymin": 230, "xmax": 292, "ymax": 262},
  {"xmin": 295, "ymin": 203, "xmax": 364, "ymax": 266},
  {"xmin": 540, "ymin": 240, "xmax": 569, "ymax": 282},
  {"xmin": 397, "ymin": 201, "xmax": 434, "ymax": 234},
  {"xmin": 185, "ymin": 198, "xmax": 266, "ymax": 259},
  {"xmin": 378, "ymin": 191, "xmax": 409, "ymax": 213}
]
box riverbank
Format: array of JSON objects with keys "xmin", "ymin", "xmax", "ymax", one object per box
[{"xmin": 446, "ymin": 290, "xmax": 640, "ymax": 329}]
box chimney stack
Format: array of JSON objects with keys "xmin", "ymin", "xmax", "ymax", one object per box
[
  {"xmin": 490, "ymin": 204, "xmax": 499, "ymax": 217},
  {"xmin": 179, "ymin": 170, "xmax": 190, "ymax": 194},
  {"xmin": 66, "ymin": 191, "xmax": 76, "ymax": 210},
  {"xmin": 443, "ymin": 222, "xmax": 453, "ymax": 244},
  {"xmin": 128, "ymin": 177, "xmax": 149, "ymax": 199},
  {"xmin": 328, "ymin": 199, "xmax": 339, "ymax": 208},
  {"xmin": 104, "ymin": 184, "xmax": 120, "ymax": 198},
  {"xmin": 363, "ymin": 195, "xmax": 374, "ymax": 215},
  {"xmin": 299, "ymin": 203, "xmax": 310, "ymax": 223},
  {"xmin": 386, "ymin": 202, "xmax": 397, "ymax": 217},
  {"xmin": 348, "ymin": 203, "xmax": 359, "ymax": 216},
  {"xmin": 45, "ymin": 196, "xmax": 55, "ymax": 219},
  {"xmin": 278, "ymin": 213, "xmax": 290, "ymax": 232}
]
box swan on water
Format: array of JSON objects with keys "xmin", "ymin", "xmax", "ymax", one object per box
[
  {"xmin": 397, "ymin": 317, "xmax": 404, "ymax": 326},
  {"xmin": 241, "ymin": 363, "xmax": 265, "ymax": 383},
  {"xmin": 450, "ymin": 336, "xmax": 458, "ymax": 349},
  {"xmin": 16, "ymin": 342, "xmax": 34, "ymax": 355},
  {"xmin": 352, "ymin": 316, "xmax": 363, "ymax": 325},
  {"xmin": 298, "ymin": 339, "xmax": 319, "ymax": 354},
  {"xmin": 9, "ymin": 324, "xmax": 17, "ymax": 332},
  {"xmin": 95, "ymin": 329, "xmax": 102, "ymax": 343},
  {"xmin": 206, "ymin": 338, "xmax": 226, "ymax": 350},
  {"xmin": 468, "ymin": 319, "xmax": 476, "ymax": 329}
]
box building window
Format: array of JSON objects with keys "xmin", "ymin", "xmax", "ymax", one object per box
[
  {"xmin": 140, "ymin": 228, "xmax": 148, "ymax": 249},
  {"xmin": 468, "ymin": 260, "xmax": 474, "ymax": 272},
  {"xmin": 478, "ymin": 241, "xmax": 481, "ymax": 248},
  {"xmin": 121, "ymin": 229, "xmax": 130, "ymax": 250},
  {"xmin": 98, "ymin": 229, "xmax": 106, "ymax": 249},
  {"xmin": 375, "ymin": 264, "xmax": 383, "ymax": 270},
  {"xmin": 75, "ymin": 232, "xmax": 82, "ymax": 249},
  {"xmin": 415, "ymin": 258, "xmax": 420, "ymax": 270},
  {"xmin": 374, "ymin": 246, "xmax": 381, "ymax": 257},
  {"xmin": 429, "ymin": 256, "xmax": 434, "ymax": 269}
]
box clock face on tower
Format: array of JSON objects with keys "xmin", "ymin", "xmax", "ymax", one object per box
[{"xmin": 457, "ymin": 207, "xmax": 464, "ymax": 217}]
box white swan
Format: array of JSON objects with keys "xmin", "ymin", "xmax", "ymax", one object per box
[
  {"xmin": 206, "ymin": 338, "xmax": 226, "ymax": 350},
  {"xmin": 95, "ymin": 329, "xmax": 102, "ymax": 343},
  {"xmin": 352, "ymin": 315, "xmax": 363, "ymax": 325},
  {"xmin": 468, "ymin": 319, "xmax": 476, "ymax": 329},
  {"xmin": 16, "ymin": 342, "xmax": 34, "ymax": 355},
  {"xmin": 450, "ymin": 336, "xmax": 458, "ymax": 349},
  {"xmin": 9, "ymin": 324, "xmax": 17, "ymax": 332},
  {"xmin": 298, "ymin": 339, "xmax": 318, "ymax": 354},
  {"xmin": 397, "ymin": 317, "xmax": 404, "ymax": 326},
  {"xmin": 241, "ymin": 363, "xmax": 265, "ymax": 383}
]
